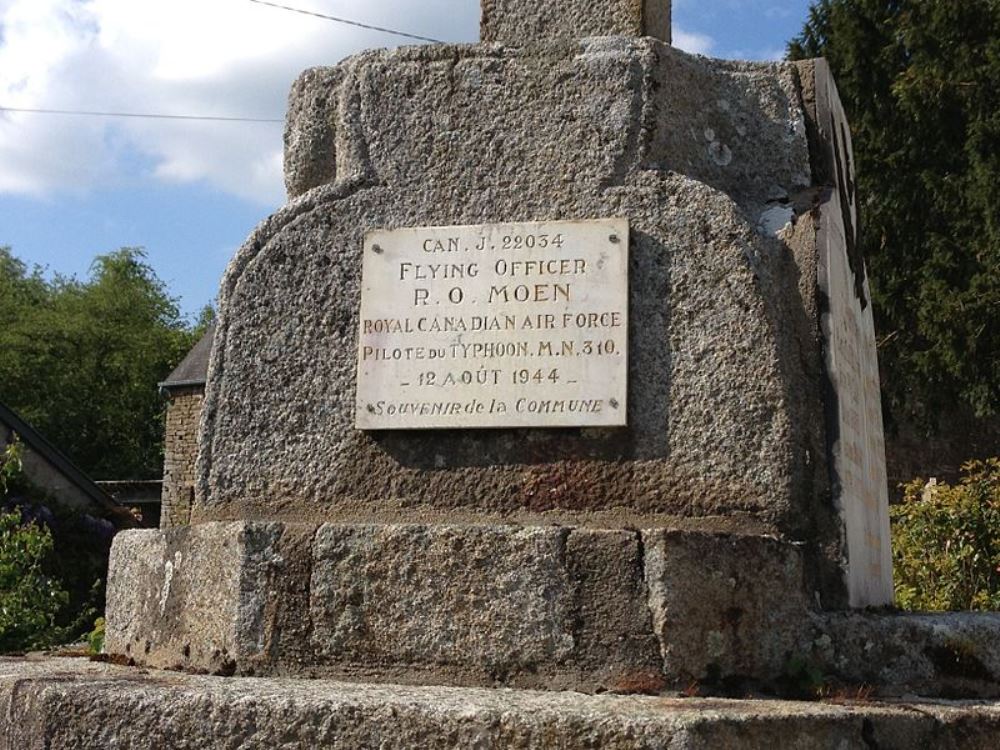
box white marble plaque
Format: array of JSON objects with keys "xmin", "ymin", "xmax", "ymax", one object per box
[{"xmin": 356, "ymin": 219, "xmax": 629, "ymax": 429}]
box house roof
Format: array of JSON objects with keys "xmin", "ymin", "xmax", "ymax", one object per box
[
  {"xmin": 0, "ymin": 400, "xmax": 135, "ymax": 526},
  {"xmin": 160, "ymin": 322, "xmax": 215, "ymax": 390}
]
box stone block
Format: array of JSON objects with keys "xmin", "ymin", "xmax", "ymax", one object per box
[
  {"xmin": 309, "ymin": 524, "xmax": 577, "ymax": 672},
  {"xmin": 815, "ymin": 612, "xmax": 1000, "ymax": 698},
  {"xmin": 564, "ymin": 528, "xmax": 664, "ymax": 689},
  {"xmin": 108, "ymin": 521, "xmax": 767, "ymax": 689},
  {"xmin": 105, "ymin": 522, "xmax": 284, "ymax": 674},
  {"xmin": 105, "ymin": 525, "xmax": 1000, "ymax": 698},
  {"xmin": 481, "ymin": 0, "xmax": 671, "ymax": 44},
  {"xmin": 307, "ymin": 524, "xmax": 664, "ymax": 687},
  {"xmin": 643, "ymin": 530, "xmax": 812, "ymax": 683}
]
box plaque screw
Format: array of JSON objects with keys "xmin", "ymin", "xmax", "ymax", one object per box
[
  {"xmin": 609, "ymin": 234, "xmax": 620, "ymax": 244},
  {"xmin": 609, "ymin": 398, "xmax": 619, "ymax": 409},
  {"xmin": 366, "ymin": 404, "xmax": 376, "ymax": 413},
  {"xmin": 371, "ymin": 244, "xmax": 383, "ymax": 254}
]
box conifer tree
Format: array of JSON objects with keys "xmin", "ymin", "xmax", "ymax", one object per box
[{"xmin": 790, "ymin": 0, "xmax": 1000, "ymax": 427}]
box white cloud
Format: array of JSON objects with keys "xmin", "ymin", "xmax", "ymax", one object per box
[
  {"xmin": 671, "ymin": 26, "xmax": 715, "ymax": 56},
  {"xmin": 0, "ymin": 0, "xmax": 478, "ymax": 205},
  {"xmin": 0, "ymin": 0, "xmax": 793, "ymax": 204}
]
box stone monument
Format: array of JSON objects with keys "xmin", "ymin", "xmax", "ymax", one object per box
[{"xmin": 98, "ymin": 0, "xmax": 999, "ymax": 703}]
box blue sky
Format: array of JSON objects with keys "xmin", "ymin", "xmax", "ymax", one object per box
[{"xmin": 0, "ymin": 0, "xmax": 815, "ymax": 319}]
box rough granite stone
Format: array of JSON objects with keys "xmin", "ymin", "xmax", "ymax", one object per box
[
  {"xmin": 643, "ymin": 529, "xmax": 813, "ymax": 683},
  {"xmin": 481, "ymin": 0, "xmax": 672, "ymax": 45},
  {"xmin": 201, "ymin": 42, "xmax": 833, "ymax": 565},
  {"xmin": 105, "ymin": 523, "xmax": 284, "ymax": 674},
  {"xmin": 106, "ymin": 521, "xmax": 665, "ymax": 689},
  {"xmin": 4, "ymin": 657, "xmax": 1000, "ymax": 750},
  {"xmin": 309, "ymin": 524, "xmax": 577, "ymax": 669},
  {"xmin": 106, "ymin": 11, "xmax": 901, "ymax": 696},
  {"xmin": 105, "ymin": 523, "xmax": 1000, "ymax": 697},
  {"xmin": 283, "ymin": 65, "xmax": 344, "ymax": 202},
  {"xmin": 814, "ymin": 612, "xmax": 1000, "ymax": 699}
]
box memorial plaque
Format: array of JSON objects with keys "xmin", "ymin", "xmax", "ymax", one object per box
[{"xmin": 356, "ymin": 219, "xmax": 629, "ymax": 429}]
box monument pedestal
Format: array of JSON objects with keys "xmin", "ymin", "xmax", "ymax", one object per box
[
  {"xmin": 107, "ymin": 521, "xmax": 813, "ymax": 690},
  {"xmin": 107, "ymin": 521, "xmax": 1000, "ymax": 698},
  {"xmin": 102, "ymin": 0, "xmax": 997, "ymax": 711}
]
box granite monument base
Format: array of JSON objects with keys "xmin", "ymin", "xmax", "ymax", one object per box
[{"xmin": 105, "ymin": 524, "xmax": 1000, "ymax": 698}]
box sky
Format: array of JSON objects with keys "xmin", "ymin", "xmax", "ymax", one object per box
[{"xmin": 0, "ymin": 0, "xmax": 816, "ymax": 320}]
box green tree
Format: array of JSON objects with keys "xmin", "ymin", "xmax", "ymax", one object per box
[
  {"xmin": 789, "ymin": 1, "xmax": 1000, "ymax": 426},
  {"xmin": 0, "ymin": 247, "xmax": 203, "ymax": 479}
]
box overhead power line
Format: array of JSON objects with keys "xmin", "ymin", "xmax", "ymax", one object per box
[
  {"xmin": 0, "ymin": 105, "xmax": 283, "ymax": 123},
  {"xmin": 247, "ymin": 0, "xmax": 444, "ymax": 44}
]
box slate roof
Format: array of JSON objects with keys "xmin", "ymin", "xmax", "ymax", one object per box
[
  {"xmin": 0, "ymin": 400, "xmax": 134, "ymax": 526},
  {"xmin": 160, "ymin": 322, "xmax": 215, "ymax": 391}
]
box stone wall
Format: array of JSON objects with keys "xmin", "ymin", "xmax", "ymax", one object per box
[{"xmin": 160, "ymin": 387, "xmax": 203, "ymax": 529}]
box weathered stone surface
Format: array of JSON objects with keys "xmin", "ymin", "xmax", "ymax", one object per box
[
  {"xmin": 106, "ymin": 521, "xmax": 664, "ymax": 688},
  {"xmin": 105, "ymin": 523, "xmax": 284, "ymax": 674},
  {"xmin": 565, "ymin": 528, "xmax": 664, "ymax": 690},
  {"xmin": 104, "ymin": 522, "xmax": 1000, "ymax": 698},
  {"xmin": 481, "ymin": 0, "xmax": 672, "ymax": 45},
  {"xmin": 815, "ymin": 612, "xmax": 1000, "ymax": 699},
  {"xmin": 108, "ymin": 11, "xmax": 901, "ymax": 695},
  {"xmin": 310, "ymin": 524, "xmax": 577, "ymax": 668},
  {"xmin": 203, "ymin": 42, "xmax": 832, "ymax": 564},
  {"xmin": 283, "ymin": 65, "xmax": 344, "ymax": 202},
  {"xmin": 644, "ymin": 530, "xmax": 813, "ymax": 683},
  {"xmin": 5, "ymin": 657, "xmax": 1000, "ymax": 750},
  {"xmin": 283, "ymin": 42, "xmax": 811, "ymax": 206}
]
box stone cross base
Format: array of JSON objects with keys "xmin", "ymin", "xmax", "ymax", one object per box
[
  {"xmin": 105, "ymin": 11, "xmax": 900, "ymax": 694},
  {"xmin": 106, "ymin": 521, "xmax": 1000, "ymax": 696},
  {"xmin": 106, "ymin": 522, "xmax": 811, "ymax": 689}
]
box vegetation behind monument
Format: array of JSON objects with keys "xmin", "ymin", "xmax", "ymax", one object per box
[
  {"xmin": 0, "ymin": 246, "xmax": 209, "ymax": 480},
  {"xmin": 789, "ymin": 0, "xmax": 1000, "ymax": 428},
  {"xmin": 0, "ymin": 439, "xmax": 112, "ymax": 652},
  {"xmin": 893, "ymin": 460, "xmax": 1000, "ymax": 611}
]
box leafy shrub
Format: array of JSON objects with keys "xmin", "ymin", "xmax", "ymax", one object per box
[
  {"xmin": 0, "ymin": 510, "xmax": 70, "ymax": 652},
  {"xmin": 0, "ymin": 438, "xmax": 113, "ymax": 651},
  {"xmin": 0, "ymin": 441, "xmax": 20, "ymax": 496},
  {"xmin": 88, "ymin": 616, "xmax": 106, "ymax": 655},
  {"xmin": 892, "ymin": 459, "xmax": 1000, "ymax": 611}
]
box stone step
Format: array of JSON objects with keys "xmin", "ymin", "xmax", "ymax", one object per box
[{"xmin": 3, "ymin": 656, "xmax": 1000, "ymax": 749}]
